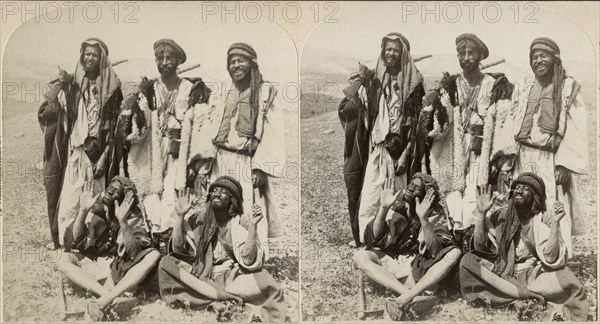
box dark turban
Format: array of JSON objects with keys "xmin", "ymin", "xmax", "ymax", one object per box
[
  {"xmin": 411, "ymin": 172, "xmax": 440, "ymax": 193},
  {"xmin": 208, "ymin": 176, "xmax": 244, "ymax": 215},
  {"xmin": 510, "ymin": 172, "xmax": 546, "ymax": 213},
  {"xmin": 456, "ymin": 33, "xmax": 489, "ymax": 60},
  {"xmin": 530, "ymin": 37, "xmax": 560, "ymax": 60},
  {"xmin": 110, "ymin": 175, "xmax": 137, "ymax": 196},
  {"xmin": 154, "ymin": 39, "xmax": 187, "ymax": 63},
  {"xmin": 227, "ymin": 42, "xmax": 258, "ymax": 65}
]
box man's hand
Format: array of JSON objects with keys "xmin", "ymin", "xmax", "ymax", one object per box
[
  {"xmin": 174, "ymin": 188, "xmax": 195, "ymax": 217},
  {"xmin": 79, "ymin": 181, "xmax": 99, "ymax": 212},
  {"xmin": 555, "ymin": 165, "xmax": 570, "ymax": 185},
  {"xmin": 394, "ymin": 159, "xmax": 407, "ymax": 175},
  {"xmin": 552, "ymin": 201, "xmax": 566, "ymax": 223},
  {"xmin": 115, "ymin": 191, "xmax": 135, "ymax": 224},
  {"xmin": 250, "ymin": 204, "xmax": 264, "ymax": 226},
  {"xmin": 415, "ymin": 188, "xmax": 435, "ymax": 220},
  {"xmin": 476, "ymin": 185, "xmax": 496, "ymax": 215},
  {"xmin": 252, "ymin": 169, "xmax": 268, "ymax": 197},
  {"xmin": 379, "ymin": 178, "xmax": 401, "ymax": 209}
]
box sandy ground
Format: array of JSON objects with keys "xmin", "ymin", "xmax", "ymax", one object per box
[
  {"xmin": 300, "ymin": 105, "xmax": 597, "ymax": 321},
  {"xmin": 2, "ymin": 100, "xmax": 299, "ymax": 322}
]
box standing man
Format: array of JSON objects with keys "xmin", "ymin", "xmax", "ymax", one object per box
[
  {"xmin": 512, "ymin": 37, "xmax": 588, "ymax": 257},
  {"xmin": 120, "ymin": 39, "xmax": 212, "ymax": 233},
  {"xmin": 459, "ymin": 173, "xmax": 589, "ymax": 321},
  {"xmin": 212, "ymin": 43, "xmax": 285, "ymax": 244},
  {"xmin": 425, "ymin": 34, "xmax": 514, "ymax": 230},
  {"xmin": 339, "ymin": 33, "xmax": 426, "ymax": 247},
  {"xmin": 39, "ymin": 38, "xmax": 123, "ymax": 249}
]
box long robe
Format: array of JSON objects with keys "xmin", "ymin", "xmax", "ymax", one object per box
[
  {"xmin": 157, "ymin": 213, "xmax": 287, "ymax": 322},
  {"xmin": 512, "ymin": 76, "xmax": 588, "ymax": 258},
  {"xmin": 428, "ymin": 73, "xmax": 514, "ymax": 229},
  {"xmin": 211, "ymin": 82, "xmax": 285, "ymax": 248},
  {"xmin": 459, "ymin": 210, "xmax": 588, "ymax": 321}
]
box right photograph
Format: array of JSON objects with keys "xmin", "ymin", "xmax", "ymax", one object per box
[{"xmin": 300, "ymin": 2, "xmax": 597, "ymax": 322}]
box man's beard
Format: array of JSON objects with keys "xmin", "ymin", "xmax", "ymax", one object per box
[
  {"xmin": 158, "ymin": 64, "xmax": 177, "ymax": 77},
  {"xmin": 460, "ymin": 59, "xmax": 479, "ymax": 73}
]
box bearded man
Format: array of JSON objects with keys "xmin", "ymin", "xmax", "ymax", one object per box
[
  {"xmin": 211, "ymin": 43, "xmax": 286, "ymax": 246},
  {"xmin": 423, "ymin": 33, "xmax": 514, "ymax": 231},
  {"xmin": 118, "ymin": 39, "xmax": 212, "ymax": 233},
  {"xmin": 157, "ymin": 176, "xmax": 287, "ymax": 322},
  {"xmin": 39, "ymin": 38, "xmax": 123, "ymax": 249},
  {"xmin": 55, "ymin": 177, "xmax": 159, "ymax": 321},
  {"xmin": 353, "ymin": 174, "xmax": 460, "ymax": 320},
  {"xmin": 459, "ymin": 173, "xmax": 589, "ymax": 321},
  {"xmin": 339, "ymin": 32, "xmax": 426, "ymax": 247},
  {"xmin": 511, "ymin": 37, "xmax": 588, "ymax": 258}
]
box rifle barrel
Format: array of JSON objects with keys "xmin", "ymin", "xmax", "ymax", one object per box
[
  {"xmin": 413, "ymin": 54, "xmax": 433, "ymax": 63},
  {"xmin": 480, "ymin": 58, "xmax": 505, "ymax": 70},
  {"xmin": 111, "ymin": 59, "xmax": 128, "ymax": 67},
  {"xmin": 177, "ymin": 63, "xmax": 201, "ymax": 75}
]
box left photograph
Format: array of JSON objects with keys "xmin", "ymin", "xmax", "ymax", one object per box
[{"xmin": 2, "ymin": 2, "xmax": 299, "ymax": 322}]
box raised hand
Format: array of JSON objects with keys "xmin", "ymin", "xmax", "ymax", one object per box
[
  {"xmin": 115, "ymin": 191, "xmax": 134, "ymax": 223},
  {"xmin": 79, "ymin": 181, "xmax": 99, "ymax": 211},
  {"xmin": 415, "ymin": 188, "xmax": 435, "ymax": 220},
  {"xmin": 379, "ymin": 178, "xmax": 401, "ymax": 209},
  {"xmin": 476, "ymin": 184, "xmax": 496, "ymax": 214},
  {"xmin": 174, "ymin": 188, "xmax": 195, "ymax": 217},
  {"xmin": 250, "ymin": 204, "xmax": 264, "ymax": 226},
  {"xmin": 552, "ymin": 201, "xmax": 566, "ymax": 223}
]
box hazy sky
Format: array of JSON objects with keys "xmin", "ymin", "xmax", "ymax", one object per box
[
  {"xmin": 3, "ymin": 2, "xmax": 298, "ymax": 86},
  {"xmin": 304, "ymin": 2, "xmax": 596, "ymax": 65}
]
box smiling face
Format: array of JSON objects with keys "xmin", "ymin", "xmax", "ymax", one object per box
[
  {"xmin": 102, "ymin": 181, "xmax": 125, "ymax": 207},
  {"xmin": 531, "ymin": 49, "xmax": 555, "ymax": 79},
  {"xmin": 457, "ymin": 41, "xmax": 482, "ymax": 73},
  {"xmin": 403, "ymin": 178, "xmax": 426, "ymax": 203},
  {"xmin": 513, "ymin": 183, "xmax": 534, "ymax": 209},
  {"xmin": 383, "ymin": 40, "xmax": 402, "ymax": 69},
  {"xmin": 228, "ymin": 54, "xmax": 252, "ymax": 83},
  {"xmin": 210, "ymin": 186, "xmax": 232, "ymax": 210},
  {"xmin": 82, "ymin": 45, "xmax": 101, "ymax": 73},
  {"xmin": 155, "ymin": 45, "xmax": 180, "ymax": 77}
]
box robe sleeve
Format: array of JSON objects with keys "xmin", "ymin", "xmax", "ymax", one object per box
[
  {"xmin": 252, "ymin": 85, "xmax": 286, "ymax": 177},
  {"xmin": 556, "ymin": 88, "xmax": 588, "ymax": 174},
  {"xmin": 533, "ymin": 215, "xmax": 567, "ymax": 269},
  {"xmin": 232, "ymin": 215, "xmax": 264, "ymax": 271},
  {"xmin": 116, "ymin": 214, "xmax": 153, "ymax": 259}
]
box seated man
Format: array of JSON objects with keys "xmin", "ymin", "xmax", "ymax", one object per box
[
  {"xmin": 55, "ymin": 177, "xmax": 160, "ymax": 321},
  {"xmin": 459, "ymin": 173, "xmax": 589, "ymax": 321},
  {"xmin": 353, "ymin": 174, "xmax": 461, "ymax": 320},
  {"xmin": 157, "ymin": 176, "xmax": 287, "ymax": 322}
]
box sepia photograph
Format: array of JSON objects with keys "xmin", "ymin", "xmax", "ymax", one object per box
[
  {"xmin": 300, "ymin": 1, "xmax": 598, "ymax": 321},
  {"xmin": 2, "ymin": 1, "xmax": 599, "ymax": 323},
  {"xmin": 2, "ymin": 1, "xmax": 299, "ymax": 321}
]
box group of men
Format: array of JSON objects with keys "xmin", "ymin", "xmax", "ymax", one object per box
[
  {"xmin": 39, "ymin": 38, "xmax": 287, "ymax": 321},
  {"xmin": 341, "ymin": 33, "xmax": 589, "ymax": 320}
]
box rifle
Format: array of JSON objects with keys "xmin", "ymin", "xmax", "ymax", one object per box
[
  {"xmin": 177, "ymin": 63, "xmax": 201, "ymax": 75},
  {"xmin": 111, "ymin": 59, "xmax": 128, "ymax": 67}
]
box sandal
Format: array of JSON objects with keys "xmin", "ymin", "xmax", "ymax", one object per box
[
  {"xmin": 385, "ymin": 299, "xmax": 406, "ymax": 321},
  {"xmin": 86, "ymin": 301, "xmax": 106, "ymax": 321}
]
